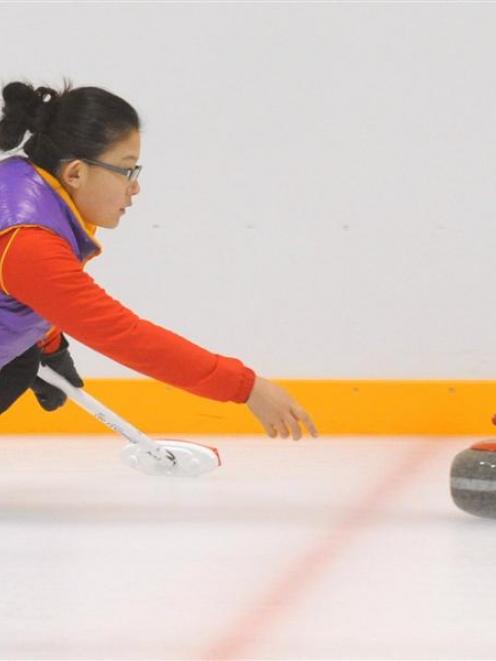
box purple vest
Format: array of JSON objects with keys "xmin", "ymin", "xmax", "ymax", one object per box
[{"xmin": 0, "ymin": 156, "xmax": 100, "ymax": 369}]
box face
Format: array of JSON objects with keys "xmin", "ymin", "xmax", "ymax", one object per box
[{"xmin": 57, "ymin": 129, "xmax": 141, "ymax": 228}]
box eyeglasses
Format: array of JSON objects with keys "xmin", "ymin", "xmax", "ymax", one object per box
[{"xmin": 59, "ymin": 157, "xmax": 142, "ymax": 183}]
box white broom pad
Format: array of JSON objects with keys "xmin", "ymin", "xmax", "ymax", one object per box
[{"xmin": 121, "ymin": 440, "xmax": 221, "ymax": 477}]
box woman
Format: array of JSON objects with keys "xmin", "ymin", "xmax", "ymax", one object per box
[{"xmin": 0, "ymin": 80, "xmax": 318, "ymax": 441}]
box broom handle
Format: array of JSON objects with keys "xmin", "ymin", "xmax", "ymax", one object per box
[{"xmin": 37, "ymin": 365, "xmax": 170, "ymax": 460}]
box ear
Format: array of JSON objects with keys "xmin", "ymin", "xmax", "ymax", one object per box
[{"xmin": 58, "ymin": 160, "xmax": 87, "ymax": 191}]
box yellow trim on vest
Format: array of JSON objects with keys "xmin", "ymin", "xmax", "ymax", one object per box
[
  {"xmin": 0, "ymin": 227, "xmax": 20, "ymax": 295},
  {"xmin": 31, "ymin": 162, "xmax": 102, "ymax": 256}
]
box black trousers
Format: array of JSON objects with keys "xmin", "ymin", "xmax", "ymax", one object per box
[{"xmin": 0, "ymin": 345, "xmax": 41, "ymax": 414}]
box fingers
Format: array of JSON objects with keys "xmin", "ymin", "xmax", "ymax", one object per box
[
  {"xmin": 291, "ymin": 406, "xmax": 319, "ymax": 438},
  {"xmin": 262, "ymin": 421, "xmax": 278, "ymax": 438},
  {"xmin": 261, "ymin": 420, "xmax": 292, "ymax": 440},
  {"xmin": 248, "ymin": 378, "xmax": 319, "ymax": 441},
  {"xmin": 277, "ymin": 420, "xmax": 291, "ymax": 439},
  {"xmin": 266, "ymin": 408, "xmax": 319, "ymax": 441},
  {"xmin": 285, "ymin": 414, "xmax": 302, "ymax": 441},
  {"xmin": 265, "ymin": 421, "xmax": 289, "ymax": 439}
]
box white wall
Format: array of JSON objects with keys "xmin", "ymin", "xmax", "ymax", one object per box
[{"xmin": 2, "ymin": 2, "xmax": 496, "ymax": 379}]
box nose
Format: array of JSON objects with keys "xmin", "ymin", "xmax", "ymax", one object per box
[{"xmin": 128, "ymin": 180, "xmax": 140, "ymax": 196}]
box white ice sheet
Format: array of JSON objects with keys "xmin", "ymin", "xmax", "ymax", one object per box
[{"xmin": 0, "ymin": 435, "xmax": 492, "ymax": 660}]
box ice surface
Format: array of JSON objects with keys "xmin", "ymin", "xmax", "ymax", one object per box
[{"xmin": 0, "ymin": 434, "xmax": 492, "ymax": 660}]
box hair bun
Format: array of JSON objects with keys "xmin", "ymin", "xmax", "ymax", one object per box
[{"xmin": 1, "ymin": 82, "xmax": 59, "ymax": 134}]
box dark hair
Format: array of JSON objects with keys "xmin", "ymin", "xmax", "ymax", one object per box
[{"xmin": 0, "ymin": 78, "xmax": 141, "ymax": 176}]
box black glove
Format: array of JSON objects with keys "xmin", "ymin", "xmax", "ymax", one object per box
[{"xmin": 30, "ymin": 334, "xmax": 84, "ymax": 411}]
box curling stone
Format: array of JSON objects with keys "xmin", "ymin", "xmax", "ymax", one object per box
[{"xmin": 450, "ymin": 442, "xmax": 496, "ymax": 518}]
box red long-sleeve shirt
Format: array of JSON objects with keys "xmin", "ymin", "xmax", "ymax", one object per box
[{"xmin": 0, "ymin": 226, "xmax": 256, "ymax": 403}]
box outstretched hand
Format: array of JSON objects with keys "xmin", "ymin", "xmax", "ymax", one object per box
[{"xmin": 246, "ymin": 376, "xmax": 319, "ymax": 440}]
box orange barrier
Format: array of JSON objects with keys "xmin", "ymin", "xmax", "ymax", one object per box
[{"xmin": 2, "ymin": 379, "xmax": 496, "ymax": 435}]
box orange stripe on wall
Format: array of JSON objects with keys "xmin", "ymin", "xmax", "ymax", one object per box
[{"xmin": 1, "ymin": 379, "xmax": 496, "ymax": 435}]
